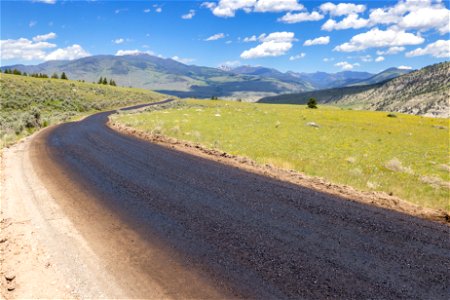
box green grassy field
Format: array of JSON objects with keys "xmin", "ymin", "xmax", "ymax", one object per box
[
  {"xmin": 112, "ymin": 99, "xmax": 450, "ymax": 211},
  {"xmin": 0, "ymin": 73, "xmax": 167, "ymax": 147}
]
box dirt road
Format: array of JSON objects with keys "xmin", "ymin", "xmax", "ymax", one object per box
[{"xmin": 2, "ymin": 101, "xmax": 449, "ymax": 299}]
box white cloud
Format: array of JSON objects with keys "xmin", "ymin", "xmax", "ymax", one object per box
[
  {"xmin": 0, "ymin": 35, "xmax": 90, "ymax": 62},
  {"xmin": 320, "ymin": 2, "xmax": 366, "ymax": 16},
  {"xmin": 205, "ymin": 33, "xmax": 225, "ymax": 41},
  {"xmin": 321, "ymin": 13, "xmax": 369, "ymax": 31},
  {"xmin": 289, "ymin": 52, "xmax": 306, "ymax": 60},
  {"xmin": 398, "ymin": 65, "xmax": 412, "ymax": 70},
  {"xmin": 334, "ymin": 28, "xmax": 424, "ymax": 52},
  {"xmin": 155, "ymin": 7, "xmax": 162, "ymax": 13},
  {"xmin": 143, "ymin": 8, "xmax": 150, "ymax": 13},
  {"xmin": 219, "ymin": 60, "xmax": 241, "ymax": 68},
  {"xmin": 406, "ymin": 40, "xmax": 450, "ymax": 58},
  {"xmin": 335, "ymin": 61, "xmax": 359, "ymax": 70},
  {"xmin": 171, "ymin": 56, "xmax": 195, "ymax": 64},
  {"xmin": 202, "ymin": 0, "xmax": 305, "ymax": 18},
  {"xmin": 0, "ymin": 38, "xmax": 56, "ymax": 60},
  {"xmin": 368, "ymin": 0, "xmax": 450, "ymax": 35},
  {"xmin": 182, "ymin": 9, "xmax": 196, "ymax": 19},
  {"xmin": 278, "ymin": 11, "xmax": 324, "ymax": 23},
  {"xmin": 254, "ymin": 0, "xmax": 303, "ymax": 12},
  {"xmin": 375, "ymin": 56, "xmax": 385, "ymax": 62},
  {"xmin": 376, "ymin": 46, "xmax": 405, "ymax": 55},
  {"xmin": 243, "ymin": 35, "xmax": 258, "ymax": 42},
  {"xmin": 113, "ymin": 38, "xmax": 124, "ymax": 44},
  {"xmin": 303, "ymin": 36, "xmax": 329, "ymax": 46},
  {"xmin": 115, "ymin": 49, "xmax": 154, "ymax": 56},
  {"xmin": 323, "ymin": 57, "xmax": 334, "ymax": 62},
  {"xmin": 33, "ymin": 0, "xmax": 56, "ymax": 4},
  {"xmin": 360, "ymin": 54, "xmax": 372, "ymax": 62},
  {"xmin": 32, "ymin": 32, "xmax": 57, "ymax": 42},
  {"xmin": 241, "ymin": 31, "xmax": 295, "ymax": 59},
  {"xmin": 203, "ymin": 0, "xmax": 256, "ymax": 17},
  {"xmin": 45, "ymin": 44, "xmax": 90, "ymax": 61}
]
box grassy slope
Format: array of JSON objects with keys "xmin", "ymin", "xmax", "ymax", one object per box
[
  {"xmin": 112, "ymin": 100, "xmax": 450, "ymax": 211},
  {"xmin": 0, "ymin": 73, "xmax": 167, "ymax": 147}
]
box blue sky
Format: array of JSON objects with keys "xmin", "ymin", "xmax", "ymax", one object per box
[{"xmin": 1, "ymin": 0, "xmax": 449, "ymax": 73}]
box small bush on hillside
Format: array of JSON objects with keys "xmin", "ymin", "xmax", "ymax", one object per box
[{"xmin": 307, "ymin": 98, "xmax": 317, "ymax": 109}]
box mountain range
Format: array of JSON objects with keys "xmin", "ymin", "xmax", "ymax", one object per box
[
  {"xmin": 2, "ymin": 54, "xmax": 410, "ymax": 100},
  {"xmin": 259, "ymin": 61, "xmax": 450, "ymax": 118}
]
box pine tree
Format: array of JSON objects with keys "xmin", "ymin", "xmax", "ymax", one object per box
[
  {"xmin": 307, "ymin": 98, "xmax": 318, "ymax": 109},
  {"xmin": 98, "ymin": 77, "xmax": 103, "ymax": 84},
  {"xmin": 109, "ymin": 79, "xmax": 116, "ymax": 86},
  {"xmin": 51, "ymin": 73, "xmax": 59, "ymax": 79},
  {"xmin": 61, "ymin": 72, "xmax": 68, "ymax": 80},
  {"xmin": 12, "ymin": 69, "xmax": 22, "ymax": 75},
  {"xmin": 102, "ymin": 77, "xmax": 108, "ymax": 85}
]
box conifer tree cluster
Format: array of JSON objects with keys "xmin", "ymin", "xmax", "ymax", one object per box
[
  {"xmin": 2, "ymin": 69, "xmax": 69, "ymax": 80},
  {"xmin": 97, "ymin": 76, "xmax": 117, "ymax": 86}
]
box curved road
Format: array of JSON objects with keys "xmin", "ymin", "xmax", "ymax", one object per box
[{"xmin": 29, "ymin": 101, "xmax": 450, "ymax": 299}]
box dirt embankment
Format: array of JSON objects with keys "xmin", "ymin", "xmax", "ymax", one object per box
[{"xmin": 109, "ymin": 120, "xmax": 449, "ymax": 224}]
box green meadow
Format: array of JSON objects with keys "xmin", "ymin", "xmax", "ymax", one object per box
[
  {"xmin": 112, "ymin": 99, "xmax": 450, "ymax": 211},
  {"xmin": 0, "ymin": 73, "xmax": 166, "ymax": 147}
]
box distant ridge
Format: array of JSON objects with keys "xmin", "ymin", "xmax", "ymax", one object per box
[
  {"xmin": 2, "ymin": 54, "xmax": 409, "ymax": 100},
  {"xmin": 259, "ymin": 62, "xmax": 450, "ymax": 117}
]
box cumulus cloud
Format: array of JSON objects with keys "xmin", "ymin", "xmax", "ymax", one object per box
[
  {"xmin": 398, "ymin": 65, "xmax": 412, "ymax": 70},
  {"xmin": 182, "ymin": 9, "xmax": 196, "ymax": 19},
  {"xmin": 243, "ymin": 35, "xmax": 259, "ymax": 42},
  {"xmin": 375, "ymin": 56, "xmax": 385, "ymax": 62},
  {"xmin": 289, "ymin": 52, "xmax": 306, "ymax": 60},
  {"xmin": 320, "ymin": 2, "xmax": 366, "ymax": 16},
  {"xmin": 303, "ymin": 36, "xmax": 330, "ymax": 46},
  {"xmin": 335, "ymin": 61, "xmax": 359, "ymax": 70},
  {"xmin": 155, "ymin": 7, "xmax": 162, "ymax": 13},
  {"xmin": 319, "ymin": 1, "xmax": 449, "ymax": 33},
  {"xmin": 376, "ymin": 46, "xmax": 405, "ymax": 55},
  {"xmin": 32, "ymin": 32, "xmax": 57, "ymax": 42},
  {"xmin": 205, "ymin": 33, "xmax": 225, "ymax": 41},
  {"xmin": 278, "ymin": 11, "xmax": 324, "ymax": 23},
  {"xmin": 45, "ymin": 44, "xmax": 90, "ymax": 61},
  {"xmin": 0, "ymin": 38, "xmax": 56, "ymax": 61},
  {"xmin": 321, "ymin": 13, "xmax": 369, "ymax": 31},
  {"xmin": 254, "ymin": 0, "xmax": 303, "ymax": 12},
  {"xmin": 113, "ymin": 38, "xmax": 124, "ymax": 44},
  {"xmin": 171, "ymin": 56, "xmax": 195, "ymax": 64},
  {"xmin": 219, "ymin": 60, "xmax": 241, "ymax": 68},
  {"xmin": 1, "ymin": 34, "xmax": 90, "ymax": 62},
  {"xmin": 360, "ymin": 55, "xmax": 372, "ymax": 62},
  {"xmin": 115, "ymin": 49, "xmax": 154, "ymax": 56},
  {"xmin": 368, "ymin": 0, "xmax": 450, "ymax": 35},
  {"xmin": 143, "ymin": 8, "xmax": 150, "ymax": 13},
  {"xmin": 202, "ymin": 0, "xmax": 304, "ymax": 18},
  {"xmin": 406, "ymin": 40, "xmax": 450, "ymax": 58},
  {"xmin": 241, "ymin": 31, "xmax": 296, "ymax": 59},
  {"xmin": 334, "ymin": 28, "xmax": 424, "ymax": 52}
]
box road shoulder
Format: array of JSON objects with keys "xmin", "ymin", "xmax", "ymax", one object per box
[{"xmin": 108, "ymin": 119, "xmax": 449, "ymax": 224}]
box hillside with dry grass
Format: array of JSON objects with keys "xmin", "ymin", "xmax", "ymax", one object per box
[{"xmin": 0, "ymin": 73, "xmax": 167, "ymax": 147}]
